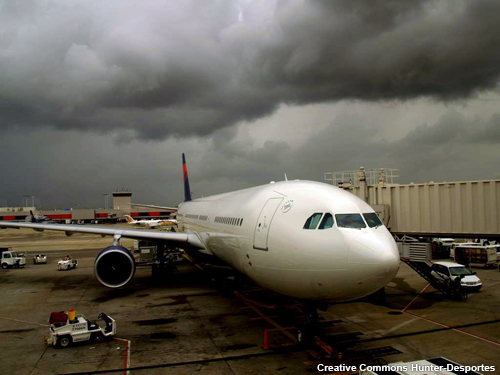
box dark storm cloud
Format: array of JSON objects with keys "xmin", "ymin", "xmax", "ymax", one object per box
[
  {"xmin": 304, "ymin": 111, "xmax": 500, "ymax": 182},
  {"xmin": 1, "ymin": 0, "xmax": 499, "ymax": 140},
  {"xmin": 193, "ymin": 110, "xmax": 500, "ymax": 195},
  {"xmin": 0, "ymin": 110, "xmax": 498, "ymax": 208}
]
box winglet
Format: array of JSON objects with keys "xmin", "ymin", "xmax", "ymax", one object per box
[
  {"xmin": 182, "ymin": 153, "xmax": 192, "ymax": 202},
  {"xmin": 30, "ymin": 210, "xmax": 36, "ymax": 223}
]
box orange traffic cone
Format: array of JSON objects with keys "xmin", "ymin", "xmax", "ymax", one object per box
[{"xmin": 263, "ymin": 328, "xmax": 270, "ymax": 350}]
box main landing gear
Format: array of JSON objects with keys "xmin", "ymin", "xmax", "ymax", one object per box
[{"xmin": 152, "ymin": 244, "xmax": 183, "ymax": 282}]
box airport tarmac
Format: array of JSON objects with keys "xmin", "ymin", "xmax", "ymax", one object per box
[{"xmin": 1, "ymin": 227, "xmax": 500, "ymax": 374}]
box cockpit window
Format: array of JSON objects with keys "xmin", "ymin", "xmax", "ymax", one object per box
[
  {"xmin": 363, "ymin": 213, "xmax": 383, "ymax": 228},
  {"xmin": 303, "ymin": 213, "xmax": 323, "ymax": 229},
  {"xmin": 335, "ymin": 214, "xmax": 366, "ymax": 229},
  {"xmin": 318, "ymin": 213, "xmax": 334, "ymax": 229}
]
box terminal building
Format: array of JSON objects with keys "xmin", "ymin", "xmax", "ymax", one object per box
[{"xmin": 0, "ymin": 191, "xmax": 174, "ymax": 223}]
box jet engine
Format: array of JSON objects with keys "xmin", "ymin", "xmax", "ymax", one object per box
[{"xmin": 94, "ymin": 246, "xmax": 136, "ymax": 288}]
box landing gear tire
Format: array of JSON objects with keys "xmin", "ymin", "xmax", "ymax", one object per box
[
  {"xmin": 219, "ymin": 276, "xmax": 241, "ymax": 296},
  {"xmin": 297, "ymin": 328, "xmax": 304, "ymax": 345},
  {"xmin": 296, "ymin": 327, "xmax": 307, "ymax": 346},
  {"xmin": 296, "ymin": 324, "xmax": 315, "ymax": 347}
]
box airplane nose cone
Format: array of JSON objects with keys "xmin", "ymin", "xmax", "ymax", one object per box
[{"xmin": 346, "ymin": 231, "xmax": 400, "ymax": 298}]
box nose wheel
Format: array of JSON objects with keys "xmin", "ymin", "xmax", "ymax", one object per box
[
  {"xmin": 300, "ymin": 302, "xmax": 326, "ymax": 324},
  {"xmin": 295, "ymin": 302, "xmax": 326, "ymax": 345}
]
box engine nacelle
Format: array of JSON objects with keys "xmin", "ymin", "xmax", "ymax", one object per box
[{"xmin": 94, "ymin": 246, "xmax": 136, "ymax": 288}]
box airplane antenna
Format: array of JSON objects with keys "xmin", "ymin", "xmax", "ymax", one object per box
[{"xmin": 284, "ymin": 173, "xmax": 288, "ymax": 181}]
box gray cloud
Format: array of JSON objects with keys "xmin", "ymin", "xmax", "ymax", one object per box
[
  {"xmin": 0, "ymin": 109, "xmax": 499, "ymax": 208},
  {"xmin": 195, "ymin": 110, "xmax": 500, "ymax": 192},
  {"xmin": 1, "ymin": 0, "xmax": 500, "ymax": 140}
]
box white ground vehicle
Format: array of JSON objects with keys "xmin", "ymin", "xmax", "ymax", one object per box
[
  {"xmin": 0, "ymin": 248, "xmax": 27, "ymax": 269},
  {"xmin": 451, "ymin": 243, "xmax": 500, "ymax": 267},
  {"xmin": 430, "ymin": 261, "xmax": 482, "ymax": 291},
  {"xmin": 33, "ymin": 254, "xmax": 47, "ymax": 264},
  {"xmin": 450, "ymin": 242, "xmax": 482, "ymax": 259},
  {"xmin": 434, "ymin": 238, "xmax": 455, "ymax": 247},
  {"xmin": 46, "ymin": 312, "xmax": 116, "ymax": 348},
  {"xmin": 57, "ymin": 259, "xmax": 78, "ymax": 270}
]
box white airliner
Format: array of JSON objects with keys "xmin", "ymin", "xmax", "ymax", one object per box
[
  {"xmin": 124, "ymin": 215, "xmax": 177, "ymax": 228},
  {"xmin": 0, "ymin": 154, "xmax": 399, "ymax": 303}
]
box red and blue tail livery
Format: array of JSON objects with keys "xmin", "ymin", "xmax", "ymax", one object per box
[{"xmin": 182, "ymin": 153, "xmax": 192, "ymax": 202}]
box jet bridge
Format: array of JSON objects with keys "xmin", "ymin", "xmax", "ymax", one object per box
[{"xmin": 325, "ymin": 168, "xmax": 500, "ymax": 240}]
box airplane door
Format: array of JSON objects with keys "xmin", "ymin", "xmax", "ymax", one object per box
[{"xmin": 253, "ymin": 198, "xmax": 283, "ymax": 250}]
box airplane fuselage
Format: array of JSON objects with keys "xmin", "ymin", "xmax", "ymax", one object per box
[{"xmin": 177, "ymin": 180, "xmax": 400, "ymax": 302}]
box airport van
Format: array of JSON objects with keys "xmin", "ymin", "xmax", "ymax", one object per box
[
  {"xmin": 430, "ymin": 261, "xmax": 482, "ymax": 291},
  {"xmin": 0, "ymin": 248, "xmax": 27, "ymax": 269}
]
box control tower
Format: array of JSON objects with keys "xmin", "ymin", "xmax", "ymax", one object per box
[{"xmin": 112, "ymin": 190, "xmax": 132, "ymax": 210}]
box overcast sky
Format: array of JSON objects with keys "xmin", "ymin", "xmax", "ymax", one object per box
[{"xmin": 1, "ymin": 0, "xmax": 499, "ymax": 209}]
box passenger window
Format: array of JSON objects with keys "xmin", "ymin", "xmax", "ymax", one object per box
[
  {"xmin": 363, "ymin": 213, "xmax": 383, "ymax": 228},
  {"xmin": 303, "ymin": 213, "xmax": 323, "ymax": 230},
  {"xmin": 335, "ymin": 214, "xmax": 366, "ymax": 229},
  {"xmin": 4, "ymin": 253, "xmax": 11, "ymax": 258},
  {"xmin": 318, "ymin": 213, "xmax": 334, "ymax": 229}
]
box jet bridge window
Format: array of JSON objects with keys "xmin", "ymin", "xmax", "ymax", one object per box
[
  {"xmin": 303, "ymin": 213, "xmax": 323, "ymax": 229},
  {"xmin": 335, "ymin": 214, "xmax": 366, "ymax": 229},
  {"xmin": 318, "ymin": 213, "xmax": 334, "ymax": 229},
  {"xmin": 363, "ymin": 213, "xmax": 383, "ymax": 228}
]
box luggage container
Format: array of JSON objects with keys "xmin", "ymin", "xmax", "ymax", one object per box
[{"xmin": 454, "ymin": 245, "xmax": 500, "ymax": 267}]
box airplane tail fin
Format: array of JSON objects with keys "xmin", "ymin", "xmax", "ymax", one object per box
[
  {"xmin": 124, "ymin": 215, "xmax": 135, "ymax": 223},
  {"xmin": 182, "ymin": 153, "xmax": 192, "ymax": 202},
  {"xmin": 30, "ymin": 210, "xmax": 36, "ymax": 223}
]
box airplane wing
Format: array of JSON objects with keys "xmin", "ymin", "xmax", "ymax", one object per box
[
  {"xmin": 130, "ymin": 203, "xmax": 177, "ymax": 211},
  {"xmin": 0, "ymin": 221, "xmax": 204, "ymax": 249}
]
